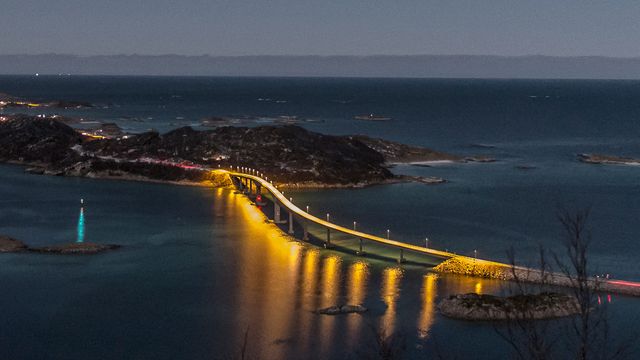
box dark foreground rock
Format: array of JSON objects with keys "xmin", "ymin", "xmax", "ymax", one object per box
[
  {"xmin": 0, "ymin": 236, "xmax": 28, "ymax": 252},
  {"xmin": 30, "ymin": 242, "xmax": 120, "ymax": 254},
  {"xmin": 316, "ymin": 304, "xmax": 368, "ymax": 315},
  {"xmin": 578, "ymin": 153, "xmax": 640, "ymax": 166},
  {"xmin": 439, "ymin": 292, "xmax": 579, "ymax": 321}
]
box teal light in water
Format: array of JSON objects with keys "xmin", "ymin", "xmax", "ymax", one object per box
[{"xmin": 77, "ymin": 207, "xmax": 85, "ymax": 243}]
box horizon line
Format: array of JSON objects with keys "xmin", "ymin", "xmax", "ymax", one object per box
[{"xmin": 2, "ymin": 53, "xmax": 640, "ymax": 60}]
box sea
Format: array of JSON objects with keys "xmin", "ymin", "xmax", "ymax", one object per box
[{"xmin": 0, "ymin": 75, "xmax": 639, "ymax": 359}]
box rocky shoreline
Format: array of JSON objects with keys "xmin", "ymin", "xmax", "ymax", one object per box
[
  {"xmin": 439, "ymin": 292, "xmax": 580, "ymax": 321},
  {"xmin": 433, "ymin": 256, "xmax": 640, "ymax": 297},
  {"xmin": 0, "ymin": 235, "xmax": 119, "ymax": 255}
]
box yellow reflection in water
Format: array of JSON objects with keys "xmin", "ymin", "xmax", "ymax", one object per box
[
  {"xmin": 417, "ymin": 274, "xmax": 437, "ymax": 339},
  {"xmin": 222, "ymin": 187, "xmax": 309, "ymax": 360},
  {"xmin": 346, "ymin": 261, "xmax": 369, "ymax": 347},
  {"xmin": 380, "ymin": 267, "xmax": 403, "ymax": 335},
  {"xmin": 347, "ymin": 261, "xmax": 368, "ymax": 305},
  {"xmin": 475, "ymin": 282, "xmax": 482, "ymax": 294},
  {"xmin": 318, "ymin": 255, "xmax": 342, "ymax": 352},
  {"xmin": 299, "ymin": 248, "xmax": 320, "ymax": 354}
]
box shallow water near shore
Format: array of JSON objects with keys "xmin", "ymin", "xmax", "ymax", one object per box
[{"xmin": 2, "ymin": 76, "xmax": 640, "ymax": 358}]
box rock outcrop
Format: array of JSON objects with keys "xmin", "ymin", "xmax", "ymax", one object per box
[
  {"xmin": 578, "ymin": 153, "xmax": 640, "ymax": 166},
  {"xmin": 30, "ymin": 242, "xmax": 120, "ymax": 254},
  {"xmin": 0, "ymin": 235, "xmax": 119, "ymax": 255},
  {"xmin": 439, "ymin": 292, "xmax": 580, "ymax": 321},
  {"xmin": 316, "ymin": 304, "xmax": 368, "ymax": 315},
  {"xmin": 353, "ymin": 135, "xmax": 461, "ymax": 163},
  {"xmin": 0, "ymin": 236, "xmax": 28, "ymax": 252}
]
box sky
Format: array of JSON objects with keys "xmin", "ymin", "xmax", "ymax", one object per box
[{"xmin": 1, "ymin": 0, "xmax": 640, "ymax": 57}]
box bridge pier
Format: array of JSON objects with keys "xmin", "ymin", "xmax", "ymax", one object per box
[
  {"xmin": 357, "ymin": 238, "xmax": 365, "ymax": 255},
  {"xmin": 398, "ymin": 249, "xmax": 404, "ymax": 264},
  {"xmin": 302, "ymin": 222, "xmax": 309, "ymax": 241},
  {"xmin": 288, "ymin": 212, "xmax": 294, "ymax": 234},
  {"xmin": 274, "ymin": 203, "xmax": 286, "ymax": 224},
  {"xmin": 325, "ymin": 228, "xmax": 332, "ymax": 248},
  {"xmin": 240, "ymin": 178, "xmax": 246, "ymax": 192}
]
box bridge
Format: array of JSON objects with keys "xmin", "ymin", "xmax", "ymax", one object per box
[
  {"xmin": 220, "ymin": 167, "xmax": 506, "ymax": 268},
  {"xmin": 216, "ymin": 167, "xmax": 640, "ymax": 296}
]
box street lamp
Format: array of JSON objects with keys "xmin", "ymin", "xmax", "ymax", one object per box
[
  {"xmin": 326, "ymin": 213, "xmax": 330, "ymax": 222},
  {"xmin": 425, "ymin": 237, "xmax": 429, "ymax": 248},
  {"xmin": 353, "ymin": 221, "xmax": 357, "ymax": 230},
  {"xmin": 386, "ymin": 229, "xmax": 390, "ymax": 239},
  {"xmin": 306, "ymin": 205, "xmax": 309, "ymax": 213}
]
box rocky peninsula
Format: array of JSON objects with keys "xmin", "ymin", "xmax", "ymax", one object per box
[
  {"xmin": 0, "ymin": 114, "xmax": 463, "ymax": 187},
  {"xmin": 439, "ymin": 292, "xmax": 580, "ymax": 321}
]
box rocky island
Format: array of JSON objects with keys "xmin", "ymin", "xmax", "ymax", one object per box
[
  {"xmin": 0, "ymin": 235, "xmax": 118, "ymax": 254},
  {"xmin": 0, "ymin": 114, "xmax": 464, "ymax": 187},
  {"xmin": 0, "ymin": 235, "xmax": 28, "ymax": 252},
  {"xmin": 439, "ymin": 292, "xmax": 580, "ymax": 321},
  {"xmin": 316, "ymin": 304, "xmax": 368, "ymax": 315},
  {"xmin": 578, "ymin": 153, "xmax": 640, "ymax": 166}
]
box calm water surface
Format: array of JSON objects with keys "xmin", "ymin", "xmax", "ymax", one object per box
[{"xmin": 1, "ymin": 76, "xmax": 640, "ymax": 358}]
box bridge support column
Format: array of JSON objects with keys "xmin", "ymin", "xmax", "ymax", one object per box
[
  {"xmin": 357, "ymin": 238, "xmax": 364, "ymax": 255},
  {"xmin": 302, "ymin": 222, "xmax": 309, "ymax": 241},
  {"xmin": 325, "ymin": 228, "xmax": 331, "ymax": 248},
  {"xmin": 398, "ymin": 249, "xmax": 404, "ymax": 264},
  {"xmin": 288, "ymin": 212, "xmax": 294, "ymax": 234},
  {"xmin": 274, "ymin": 203, "xmax": 281, "ymax": 223}
]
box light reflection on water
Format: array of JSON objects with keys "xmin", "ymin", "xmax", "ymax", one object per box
[
  {"xmin": 380, "ymin": 267, "xmax": 403, "ymax": 335},
  {"xmin": 76, "ymin": 207, "xmax": 85, "ymax": 243},
  {"xmin": 212, "ymin": 187, "xmax": 508, "ymax": 358},
  {"xmin": 417, "ymin": 274, "xmax": 437, "ymax": 339}
]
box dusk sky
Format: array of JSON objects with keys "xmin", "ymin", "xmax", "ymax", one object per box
[{"xmin": 2, "ymin": 0, "xmax": 640, "ymax": 57}]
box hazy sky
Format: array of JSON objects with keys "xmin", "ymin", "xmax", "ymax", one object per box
[{"xmin": 2, "ymin": 0, "xmax": 639, "ymax": 57}]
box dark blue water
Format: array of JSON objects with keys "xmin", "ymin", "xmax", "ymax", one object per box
[{"xmin": 1, "ymin": 76, "xmax": 639, "ymax": 359}]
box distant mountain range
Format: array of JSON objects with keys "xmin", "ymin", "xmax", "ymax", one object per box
[{"xmin": 1, "ymin": 54, "xmax": 640, "ymax": 79}]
